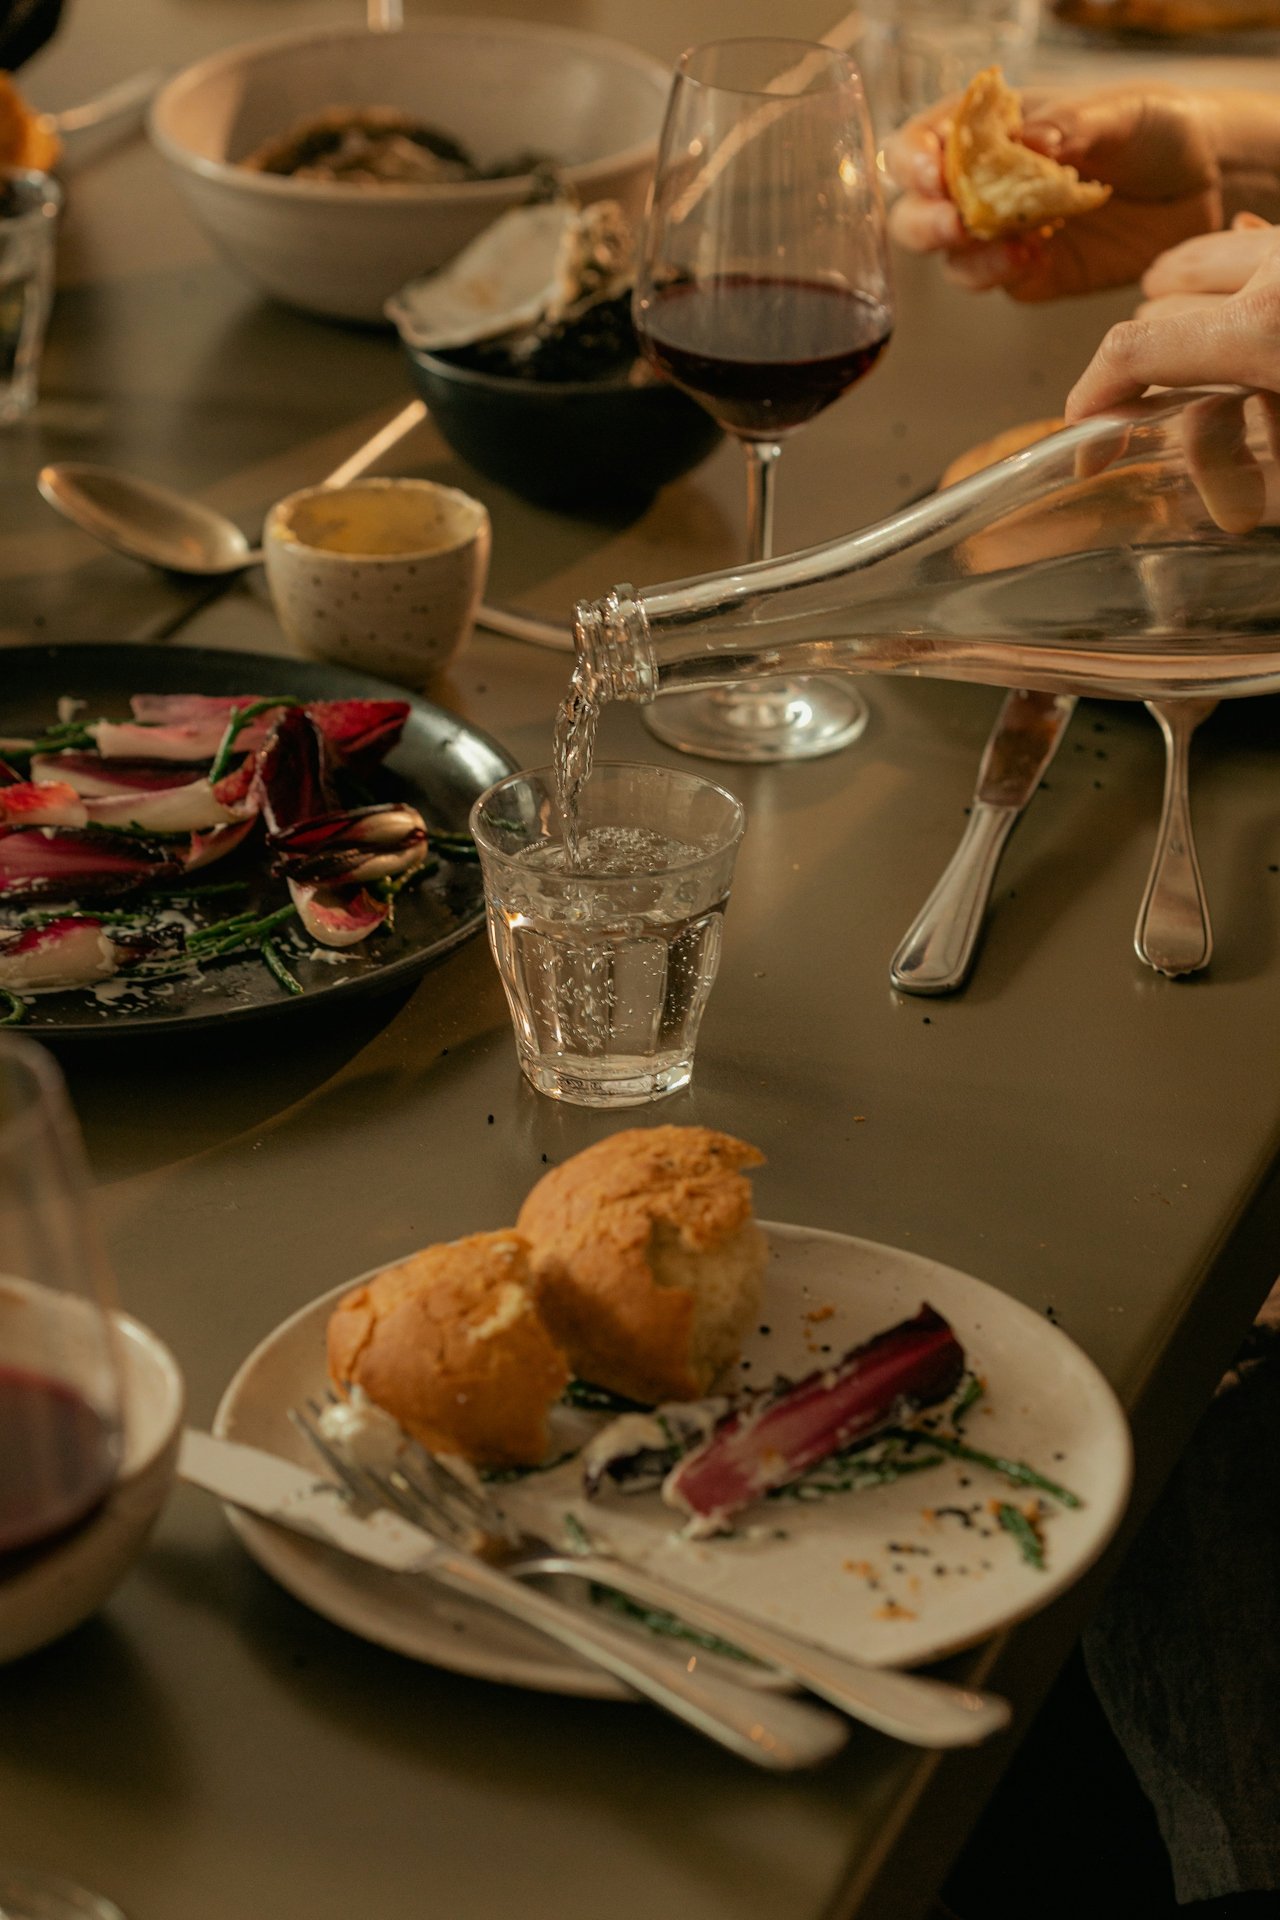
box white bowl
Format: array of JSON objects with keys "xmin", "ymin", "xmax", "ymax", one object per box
[
  {"xmin": 0, "ymin": 1309, "xmax": 185, "ymax": 1663},
  {"xmin": 149, "ymin": 18, "xmax": 671, "ymax": 323}
]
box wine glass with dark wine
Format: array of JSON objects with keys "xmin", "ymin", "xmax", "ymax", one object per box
[
  {"xmin": 0, "ymin": 1036, "xmax": 126, "ymax": 1920},
  {"xmin": 633, "ymin": 37, "xmax": 893, "ymax": 761}
]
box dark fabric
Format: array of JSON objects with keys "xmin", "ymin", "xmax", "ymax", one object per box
[
  {"xmin": 943, "ymin": 1287, "xmax": 1280, "ymax": 1920},
  {"xmin": 942, "ymin": 1643, "xmax": 1179, "ymax": 1919},
  {"xmin": 0, "ymin": 0, "xmax": 64, "ymax": 71},
  {"xmin": 1084, "ymin": 1288, "xmax": 1280, "ymax": 1905}
]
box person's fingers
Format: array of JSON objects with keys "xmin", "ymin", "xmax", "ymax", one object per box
[
  {"xmin": 1141, "ymin": 226, "xmax": 1276, "ymax": 299},
  {"xmin": 1073, "ymin": 419, "xmax": 1132, "ymax": 481},
  {"xmin": 882, "ymin": 112, "xmax": 951, "ymax": 196},
  {"xmin": 1066, "ymin": 262, "xmax": 1280, "ymax": 419},
  {"xmin": 1247, "ymin": 388, "xmax": 1280, "ymax": 464},
  {"xmin": 1181, "ymin": 391, "xmax": 1267, "ymax": 534},
  {"xmin": 886, "ymin": 190, "xmax": 966, "ymax": 253},
  {"xmin": 1132, "ymin": 291, "xmax": 1229, "ymax": 321}
]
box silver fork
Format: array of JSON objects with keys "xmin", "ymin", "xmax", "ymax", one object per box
[
  {"xmin": 1134, "ymin": 698, "xmax": 1219, "ymax": 976},
  {"xmin": 286, "ymin": 1403, "xmax": 847, "ymax": 1770},
  {"xmin": 294, "ymin": 1401, "xmax": 1010, "ymax": 1749}
]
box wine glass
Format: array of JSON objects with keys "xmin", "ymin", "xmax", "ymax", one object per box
[
  {"xmin": 633, "ymin": 37, "xmax": 893, "ymax": 762},
  {"xmin": 0, "ymin": 1036, "xmax": 126, "ymax": 1920}
]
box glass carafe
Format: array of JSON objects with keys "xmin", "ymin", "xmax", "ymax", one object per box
[{"xmin": 573, "ymin": 389, "xmax": 1280, "ymax": 712}]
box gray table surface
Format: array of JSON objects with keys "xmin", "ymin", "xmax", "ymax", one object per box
[{"xmin": 2, "ymin": 5, "xmax": 1280, "ymax": 1918}]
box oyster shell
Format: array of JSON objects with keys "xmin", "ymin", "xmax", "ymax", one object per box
[{"xmin": 387, "ymin": 198, "xmax": 633, "ymax": 353}]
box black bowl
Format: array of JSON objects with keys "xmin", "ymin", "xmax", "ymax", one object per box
[{"xmin": 403, "ymin": 347, "xmax": 725, "ymax": 512}]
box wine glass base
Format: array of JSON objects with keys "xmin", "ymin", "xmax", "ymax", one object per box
[
  {"xmin": 641, "ymin": 678, "xmax": 869, "ymax": 764},
  {"xmin": 0, "ymin": 1867, "xmax": 126, "ymax": 1920}
]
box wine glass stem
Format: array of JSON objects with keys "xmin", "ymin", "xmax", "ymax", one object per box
[
  {"xmin": 710, "ymin": 438, "xmax": 800, "ymax": 727},
  {"xmin": 744, "ymin": 439, "xmax": 782, "ymax": 565}
]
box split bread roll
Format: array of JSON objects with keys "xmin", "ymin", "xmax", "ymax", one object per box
[
  {"xmin": 327, "ymin": 1230, "xmax": 569, "ymax": 1468},
  {"xmin": 945, "ymin": 67, "xmax": 1111, "ymax": 240},
  {"xmin": 518, "ymin": 1126, "xmax": 767, "ymax": 1406}
]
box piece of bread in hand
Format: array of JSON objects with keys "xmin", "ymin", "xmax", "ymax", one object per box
[
  {"xmin": 517, "ymin": 1126, "xmax": 767, "ymax": 1406},
  {"xmin": 940, "ymin": 417, "xmax": 1066, "ymax": 487},
  {"xmin": 327, "ymin": 1230, "xmax": 569, "ymax": 1468},
  {"xmin": 944, "ymin": 67, "xmax": 1111, "ymax": 241}
]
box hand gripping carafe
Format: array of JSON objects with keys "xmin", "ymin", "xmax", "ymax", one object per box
[{"xmin": 572, "ymin": 389, "xmax": 1280, "ymax": 715}]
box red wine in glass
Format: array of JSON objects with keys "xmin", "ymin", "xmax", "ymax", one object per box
[
  {"xmin": 0, "ymin": 1364, "xmax": 118, "ymax": 1558},
  {"xmin": 640, "ymin": 276, "xmax": 893, "ymax": 440}
]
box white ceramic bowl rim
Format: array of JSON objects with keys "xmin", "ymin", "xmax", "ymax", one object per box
[
  {"xmin": 115, "ymin": 1309, "xmax": 185, "ymax": 1477},
  {"xmin": 266, "ymin": 476, "xmax": 490, "ymax": 564},
  {"xmin": 149, "ymin": 18, "xmax": 671, "ymax": 204}
]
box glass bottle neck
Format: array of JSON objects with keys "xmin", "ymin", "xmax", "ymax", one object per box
[{"xmin": 572, "ymin": 587, "xmax": 658, "ymax": 705}]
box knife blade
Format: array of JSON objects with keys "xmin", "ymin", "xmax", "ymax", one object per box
[
  {"xmin": 890, "ymin": 690, "xmax": 1077, "ymax": 995},
  {"xmin": 179, "ymin": 1429, "xmax": 435, "ymax": 1570},
  {"xmin": 178, "ymin": 1430, "xmax": 849, "ymax": 1769}
]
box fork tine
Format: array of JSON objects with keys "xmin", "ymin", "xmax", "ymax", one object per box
[
  {"xmin": 397, "ymin": 1447, "xmax": 493, "ymax": 1527},
  {"xmin": 289, "ymin": 1403, "xmax": 379, "ymax": 1508},
  {"xmin": 397, "ymin": 1443, "xmax": 521, "ymax": 1551},
  {"xmin": 368, "ymin": 1461, "xmax": 464, "ymax": 1538},
  {"xmin": 407, "ymin": 1441, "xmax": 496, "ymax": 1520}
]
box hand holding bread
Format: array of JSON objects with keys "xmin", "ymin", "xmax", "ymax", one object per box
[{"xmin": 885, "ymin": 75, "xmax": 1224, "ymax": 301}]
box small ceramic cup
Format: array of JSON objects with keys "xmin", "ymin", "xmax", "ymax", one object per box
[{"xmin": 263, "ymin": 477, "xmax": 491, "ymax": 687}]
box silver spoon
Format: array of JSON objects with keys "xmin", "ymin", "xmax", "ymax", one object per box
[
  {"xmin": 37, "ymin": 401, "xmax": 572, "ymax": 648},
  {"xmin": 1133, "ymin": 697, "xmax": 1219, "ymax": 976}
]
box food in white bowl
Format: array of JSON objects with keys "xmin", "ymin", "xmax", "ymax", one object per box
[
  {"xmin": 148, "ymin": 18, "xmax": 671, "ymax": 323},
  {"xmin": 0, "ymin": 1303, "xmax": 184, "ymax": 1662},
  {"xmin": 240, "ymin": 106, "xmax": 548, "ymax": 186}
]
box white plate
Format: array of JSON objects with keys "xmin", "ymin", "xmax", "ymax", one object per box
[{"xmin": 213, "ymin": 1225, "xmax": 1132, "ymax": 1697}]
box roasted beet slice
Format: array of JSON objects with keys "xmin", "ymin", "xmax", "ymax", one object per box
[{"xmin": 663, "ymin": 1304, "xmax": 965, "ymax": 1530}]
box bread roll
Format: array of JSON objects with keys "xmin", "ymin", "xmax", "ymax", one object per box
[
  {"xmin": 517, "ymin": 1126, "xmax": 766, "ymax": 1406},
  {"xmin": 326, "ymin": 1230, "xmax": 569, "ymax": 1468},
  {"xmin": 945, "ymin": 67, "xmax": 1111, "ymax": 241}
]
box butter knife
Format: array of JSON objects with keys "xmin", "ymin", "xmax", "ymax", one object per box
[
  {"xmin": 891, "ymin": 690, "xmax": 1077, "ymax": 995},
  {"xmin": 178, "ymin": 1431, "xmax": 847, "ymax": 1770}
]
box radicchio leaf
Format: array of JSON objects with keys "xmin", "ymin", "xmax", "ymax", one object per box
[
  {"xmin": 0, "ymin": 827, "xmax": 181, "ymax": 902},
  {"xmin": 662, "ymin": 1305, "xmax": 966, "ymax": 1532}
]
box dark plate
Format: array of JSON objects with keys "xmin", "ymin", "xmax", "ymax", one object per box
[{"xmin": 0, "ymin": 646, "xmax": 517, "ymax": 1038}]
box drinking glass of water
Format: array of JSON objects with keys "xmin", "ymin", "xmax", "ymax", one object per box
[
  {"xmin": 471, "ymin": 763, "xmax": 745, "ymax": 1107},
  {"xmin": 0, "ymin": 170, "xmax": 61, "ymax": 424}
]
